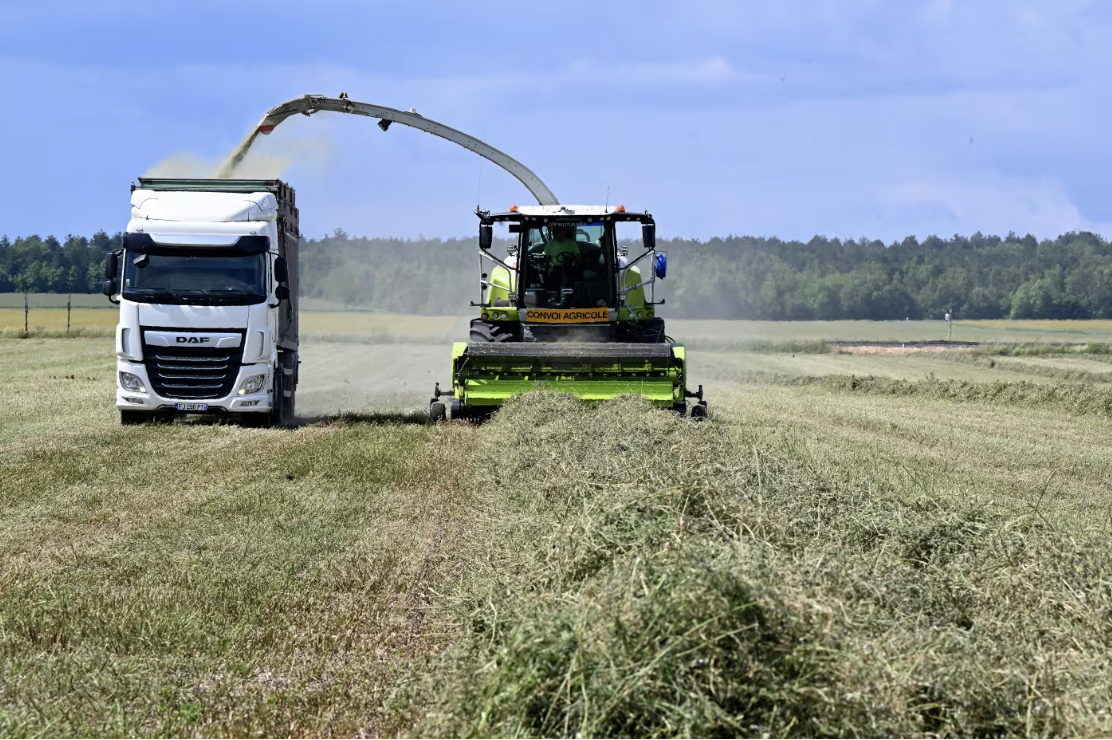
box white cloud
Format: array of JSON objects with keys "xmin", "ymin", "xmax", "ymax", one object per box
[{"xmin": 881, "ymin": 174, "xmax": 1105, "ymax": 239}]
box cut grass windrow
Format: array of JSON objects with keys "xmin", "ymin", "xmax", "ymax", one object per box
[{"xmin": 407, "ymin": 394, "xmax": 1112, "ymax": 737}]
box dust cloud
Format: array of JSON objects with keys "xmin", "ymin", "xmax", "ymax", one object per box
[
  {"xmin": 295, "ymin": 342, "xmax": 449, "ymax": 417},
  {"xmin": 144, "ymin": 131, "xmax": 332, "ymax": 179}
]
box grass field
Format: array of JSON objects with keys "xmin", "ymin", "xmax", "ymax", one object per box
[
  {"xmin": 12, "ymin": 292, "xmax": 1112, "ymax": 344},
  {"xmin": 0, "ymin": 307, "xmax": 462, "ymax": 340},
  {"xmin": 2, "ymin": 332, "xmax": 1112, "ymax": 737}
]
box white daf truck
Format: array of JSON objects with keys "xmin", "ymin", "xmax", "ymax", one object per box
[{"xmin": 103, "ymin": 178, "xmax": 299, "ymax": 426}]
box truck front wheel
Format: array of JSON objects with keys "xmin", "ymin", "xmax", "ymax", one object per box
[
  {"xmin": 241, "ymin": 374, "xmax": 285, "ymax": 428},
  {"xmin": 281, "ymin": 387, "xmax": 296, "ymax": 422},
  {"xmin": 269, "ymin": 374, "xmax": 286, "ymax": 427},
  {"xmin": 120, "ymin": 410, "xmax": 146, "ymax": 426}
]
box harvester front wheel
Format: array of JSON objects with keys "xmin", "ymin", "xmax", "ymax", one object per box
[
  {"xmin": 618, "ymin": 317, "xmax": 667, "ymax": 343},
  {"xmin": 470, "ymin": 319, "xmax": 515, "ymax": 343},
  {"xmin": 430, "ymin": 402, "xmax": 447, "ymax": 423}
]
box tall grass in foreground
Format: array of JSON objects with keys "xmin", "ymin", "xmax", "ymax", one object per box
[{"xmin": 410, "ymin": 394, "xmax": 1112, "ymax": 737}]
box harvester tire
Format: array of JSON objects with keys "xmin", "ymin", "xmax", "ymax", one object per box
[
  {"xmin": 618, "ymin": 317, "xmax": 667, "ymax": 343},
  {"xmin": 470, "ymin": 319, "xmax": 514, "ymax": 343},
  {"xmin": 672, "ymin": 401, "xmax": 688, "ymax": 416},
  {"xmin": 449, "ymin": 398, "xmax": 464, "ymax": 419},
  {"xmin": 430, "ymin": 402, "xmax": 447, "ymax": 422},
  {"xmin": 691, "ymin": 403, "xmax": 709, "ymax": 420}
]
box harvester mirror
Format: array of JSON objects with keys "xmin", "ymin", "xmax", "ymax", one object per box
[
  {"xmin": 655, "ymin": 252, "xmax": 668, "ymax": 279},
  {"xmin": 642, "ymin": 223, "xmax": 656, "ymax": 250},
  {"xmin": 275, "ymin": 285, "xmax": 291, "ymax": 302},
  {"xmin": 104, "ymin": 252, "xmax": 118, "ymax": 279},
  {"xmin": 274, "ymin": 256, "xmax": 289, "ymax": 283},
  {"xmin": 479, "ymin": 225, "xmax": 493, "ymax": 251}
]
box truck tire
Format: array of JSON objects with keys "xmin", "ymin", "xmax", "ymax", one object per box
[
  {"xmin": 120, "ymin": 410, "xmax": 146, "ymax": 426},
  {"xmin": 470, "ymin": 319, "xmax": 515, "ymax": 343},
  {"xmin": 268, "ymin": 374, "xmax": 286, "ymax": 427},
  {"xmin": 282, "ymin": 388, "xmax": 296, "ymax": 422},
  {"xmin": 244, "ymin": 375, "xmax": 285, "ymax": 428},
  {"xmin": 279, "ymin": 351, "xmax": 298, "ymax": 422}
]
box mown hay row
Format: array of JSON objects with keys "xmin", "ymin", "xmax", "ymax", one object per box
[{"xmin": 408, "ymin": 394, "xmax": 1112, "ymax": 737}]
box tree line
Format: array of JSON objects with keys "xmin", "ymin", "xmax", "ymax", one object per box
[{"xmin": 5, "ymin": 228, "xmax": 1112, "ymax": 320}]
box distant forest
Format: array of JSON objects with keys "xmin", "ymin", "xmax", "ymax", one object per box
[{"xmin": 5, "ymin": 228, "xmax": 1112, "ymax": 320}]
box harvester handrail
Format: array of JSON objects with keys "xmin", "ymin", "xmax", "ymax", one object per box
[
  {"xmin": 256, "ymin": 95, "xmax": 559, "ymax": 206},
  {"xmin": 620, "ymin": 245, "xmax": 656, "ymax": 272},
  {"xmin": 480, "ymin": 248, "xmax": 516, "ymax": 274}
]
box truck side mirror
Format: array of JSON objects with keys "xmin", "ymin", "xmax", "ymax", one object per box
[
  {"xmin": 275, "ymin": 285, "xmax": 290, "ymax": 301},
  {"xmin": 102, "ymin": 279, "xmax": 117, "ymax": 297},
  {"xmin": 274, "ymin": 256, "xmax": 289, "ymax": 283},
  {"xmin": 642, "ymin": 223, "xmax": 656, "ymax": 251},
  {"xmin": 105, "ymin": 252, "xmax": 118, "ymax": 279},
  {"xmin": 479, "ymin": 224, "xmax": 493, "ymax": 251}
]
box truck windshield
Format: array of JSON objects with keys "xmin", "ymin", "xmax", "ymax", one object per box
[
  {"xmin": 520, "ymin": 221, "xmax": 614, "ymax": 309},
  {"xmin": 122, "ymin": 252, "xmax": 267, "ymax": 305}
]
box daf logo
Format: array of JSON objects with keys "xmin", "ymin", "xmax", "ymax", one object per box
[{"xmin": 176, "ymin": 336, "xmax": 211, "ymax": 344}]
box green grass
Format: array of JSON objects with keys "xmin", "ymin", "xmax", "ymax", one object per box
[
  {"xmin": 12, "ymin": 296, "xmax": 1112, "ymax": 345},
  {"xmin": 670, "ymin": 318, "xmax": 1112, "ymax": 343},
  {"xmin": 3, "ymin": 338, "xmax": 1112, "ymax": 736}
]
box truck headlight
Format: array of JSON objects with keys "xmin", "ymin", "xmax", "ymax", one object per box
[
  {"xmin": 239, "ymin": 373, "xmax": 268, "ymax": 395},
  {"xmin": 119, "ymin": 371, "xmax": 146, "ymax": 392}
]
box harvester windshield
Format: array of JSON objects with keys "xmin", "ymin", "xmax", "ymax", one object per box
[{"xmin": 522, "ymin": 221, "xmax": 614, "ymax": 309}]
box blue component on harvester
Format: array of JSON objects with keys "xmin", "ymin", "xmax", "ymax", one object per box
[{"xmin": 654, "ymin": 252, "xmax": 668, "ymax": 279}]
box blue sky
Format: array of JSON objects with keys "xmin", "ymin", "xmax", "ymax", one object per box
[{"xmin": 2, "ymin": 0, "xmax": 1111, "ymax": 242}]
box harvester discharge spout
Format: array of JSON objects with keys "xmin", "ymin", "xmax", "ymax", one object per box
[{"xmin": 254, "ymin": 94, "xmax": 559, "ymax": 206}]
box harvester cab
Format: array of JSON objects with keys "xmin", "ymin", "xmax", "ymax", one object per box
[{"xmin": 430, "ymin": 205, "xmax": 707, "ymax": 421}]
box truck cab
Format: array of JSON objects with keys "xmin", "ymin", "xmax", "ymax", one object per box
[{"xmin": 103, "ymin": 178, "xmax": 299, "ymax": 426}]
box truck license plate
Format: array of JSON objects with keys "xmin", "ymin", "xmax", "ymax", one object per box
[{"xmin": 175, "ymin": 403, "xmax": 208, "ymax": 412}]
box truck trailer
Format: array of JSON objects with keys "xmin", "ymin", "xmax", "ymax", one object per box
[{"xmin": 103, "ymin": 178, "xmax": 299, "ymax": 426}]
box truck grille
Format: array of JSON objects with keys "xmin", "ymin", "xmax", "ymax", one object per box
[{"xmin": 141, "ymin": 332, "xmax": 244, "ymax": 400}]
